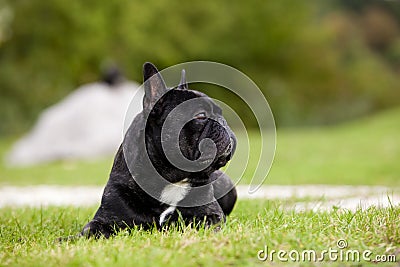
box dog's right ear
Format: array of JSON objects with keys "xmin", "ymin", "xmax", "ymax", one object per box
[
  {"xmin": 178, "ymin": 69, "xmax": 188, "ymax": 89},
  {"xmin": 143, "ymin": 62, "xmax": 168, "ymax": 113}
]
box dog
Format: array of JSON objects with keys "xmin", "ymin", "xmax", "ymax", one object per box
[{"xmin": 81, "ymin": 62, "xmax": 237, "ymax": 238}]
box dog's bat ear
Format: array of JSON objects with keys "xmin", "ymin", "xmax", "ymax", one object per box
[
  {"xmin": 142, "ymin": 62, "xmax": 168, "ymax": 113},
  {"xmin": 178, "ymin": 69, "xmax": 188, "ymax": 90}
]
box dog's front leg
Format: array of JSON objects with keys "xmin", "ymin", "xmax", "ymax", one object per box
[
  {"xmin": 175, "ymin": 201, "xmax": 225, "ymax": 229},
  {"xmin": 81, "ymin": 219, "xmax": 114, "ymax": 238}
]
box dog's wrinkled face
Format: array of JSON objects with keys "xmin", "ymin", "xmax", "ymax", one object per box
[{"xmin": 142, "ymin": 64, "xmax": 236, "ymax": 183}]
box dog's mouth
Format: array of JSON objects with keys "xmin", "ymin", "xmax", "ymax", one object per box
[
  {"xmin": 183, "ymin": 119, "xmax": 235, "ymax": 171},
  {"xmin": 200, "ymin": 156, "xmax": 214, "ymax": 165},
  {"xmin": 199, "ymin": 137, "xmax": 234, "ymax": 169},
  {"xmin": 214, "ymin": 139, "xmax": 234, "ymax": 167},
  {"xmin": 222, "ymin": 138, "xmax": 234, "ymax": 158}
]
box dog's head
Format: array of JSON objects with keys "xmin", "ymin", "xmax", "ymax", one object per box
[{"xmin": 141, "ymin": 62, "xmax": 236, "ymax": 183}]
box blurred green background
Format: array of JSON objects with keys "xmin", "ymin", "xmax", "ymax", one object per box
[
  {"xmin": 1, "ymin": 0, "xmax": 399, "ymax": 135},
  {"xmin": 0, "ymin": 0, "xmax": 399, "ymax": 187}
]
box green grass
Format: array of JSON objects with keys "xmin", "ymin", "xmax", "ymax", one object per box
[
  {"xmin": 267, "ymin": 107, "xmax": 400, "ymax": 186},
  {"xmin": 231, "ymin": 107, "xmax": 400, "ymax": 186},
  {"xmin": 1, "ymin": 108, "xmax": 400, "ymax": 186},
  {"xmin": 0, "ymin": 140, "xmax": 112, "ymax": 186},
  {"xmin": 0, "ymin": 200, "xmax": 399, "ymax": 267},
  {"xmin": 1, "ymin": 109, "xmax": 399, "ymax": 266}
]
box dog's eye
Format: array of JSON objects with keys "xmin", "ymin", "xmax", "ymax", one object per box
[{"xmin": 194, "ymin": 112, "xmax": 207, "ymax": 120}]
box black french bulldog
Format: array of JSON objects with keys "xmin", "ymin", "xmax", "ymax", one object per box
[{"xmin": 81, "ymin": 63, "xmax": 237, "ymax": 238}]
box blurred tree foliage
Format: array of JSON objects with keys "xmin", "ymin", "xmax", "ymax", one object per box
[{"xmin": 0, "ymin": 0, "xmax": 399, "ymax": 135}]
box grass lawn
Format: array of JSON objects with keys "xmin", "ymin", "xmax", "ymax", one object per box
[
  {"xmin": 0, "ymin": 109, "xmax": 399, "ymax": 266},
  {"xmin": 0, "ymin": 108, "xmax": 399, "ymax": 186},
  {"xmin": 0, "ymin": 200, "xmax": 399, "ymax": 267}
]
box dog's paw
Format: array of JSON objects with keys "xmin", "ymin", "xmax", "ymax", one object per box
[{"xmin": 81, "ymin": 220, "xmax": 111, "ymax": 239}]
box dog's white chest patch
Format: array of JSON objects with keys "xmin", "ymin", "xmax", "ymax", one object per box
[
  {"xmin": 160, "ymin": 179, "xmax": 190, "ymax": 206},
  {"xmin": 159, "ymin": 179, "xmax": 190, "ymax": 225}
]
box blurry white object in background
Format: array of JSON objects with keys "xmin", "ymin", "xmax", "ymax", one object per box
[{"xmin": 6, "ymin": 78, "xmax": 144, "ymax": 166}]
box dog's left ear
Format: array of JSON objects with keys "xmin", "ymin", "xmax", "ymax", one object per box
[
  {"xmin": 143, "ymin": 62, "xmax": 168, "ymax": 113},
  {"xmin": 178, "ymin": 69, "xmax": 188, "ymax": 89}
]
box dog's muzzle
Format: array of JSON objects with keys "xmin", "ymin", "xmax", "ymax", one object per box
[{"xmin": 222, "ymin": 138, "xmax": 234, "ymax": 157}]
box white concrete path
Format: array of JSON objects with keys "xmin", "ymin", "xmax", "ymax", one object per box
[{"xmin": 0, "ymin": 185, "xmax": 398, "ymax": 212}]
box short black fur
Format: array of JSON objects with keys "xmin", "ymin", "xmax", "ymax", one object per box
[{"xmin": 81, "ymin": 63, "xmax": 237, "ymax": 238}]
